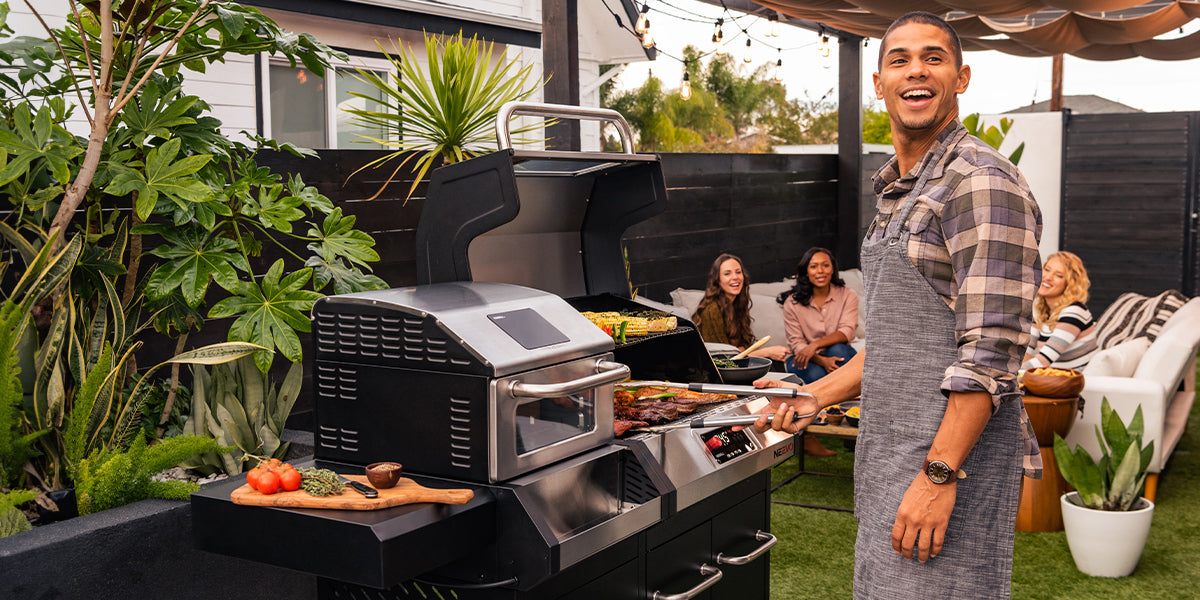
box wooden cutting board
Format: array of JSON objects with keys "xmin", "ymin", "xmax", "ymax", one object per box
[{"xmin": 230, "ymin": 475, "xmax": 474, "ymax": 510}]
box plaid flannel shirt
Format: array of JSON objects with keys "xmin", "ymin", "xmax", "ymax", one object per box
[{"xmin": 869, "ymin": 121, "xmax": 1044, "ymax": 479}]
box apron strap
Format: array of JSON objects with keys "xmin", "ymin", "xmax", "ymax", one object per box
[{"xmin": 883, "ymin": 128, "xmax": 960, "ymax": 246}]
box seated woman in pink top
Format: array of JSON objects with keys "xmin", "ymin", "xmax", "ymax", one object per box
[{"xmin": 777, "ymin": 247, "xmax": 859, "ymax": 384}]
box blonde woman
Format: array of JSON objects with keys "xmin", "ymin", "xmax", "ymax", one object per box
[{"xmin": 1022, "ymin": 251, "xmax": 1098, "ymax": 370}]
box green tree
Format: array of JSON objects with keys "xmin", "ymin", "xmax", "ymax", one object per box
[
  {"xmin": 760, "ymin": 89, "xmax": 838, "ymax": 145},
  {"xmin": 863, "ymin": 102, "xmax": 893, "ymax": 144}
]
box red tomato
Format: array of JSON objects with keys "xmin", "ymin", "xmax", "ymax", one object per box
[
  {"xmin": 279, "ymin": 469, "xmax": 302, "ymax": 492},
  {"xmin": 246, "ymin": 467, "xmax": 263, "ymax": 489},
  {"xmin": 256, "ymin": 471, "xmax": 281, "ymax": 495}
]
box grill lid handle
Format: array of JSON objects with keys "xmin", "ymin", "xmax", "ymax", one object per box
[
  {"xmin": 508, "ymin": 360, "xmax": 630, "ymax": 398},
  {"xmin": 495, "ymin": 101, "xmax": 636, "ymax": 154}
]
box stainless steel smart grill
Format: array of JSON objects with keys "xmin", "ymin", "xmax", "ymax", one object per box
[{"xmin": 192, "ymin": 104, "xmax": 798, "ymax": 600}]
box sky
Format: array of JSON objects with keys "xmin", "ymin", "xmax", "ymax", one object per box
[{"xmin": 609, "ymin": 0, "xmax": 1200, "ymax": 116}]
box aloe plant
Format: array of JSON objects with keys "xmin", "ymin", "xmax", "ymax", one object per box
[
  {"xmin": 343, "ymin": 31, "xmax": 547, "ymax": 202},
  {"xmin": 181, "ymin": 355, "xmax": 301, "ymax": 475},
  {"xmin": 1054, "ymin": 397, "xmax": 1155, "ymax": 511}
]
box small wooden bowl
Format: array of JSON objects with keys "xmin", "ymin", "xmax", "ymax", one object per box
[
  {"xmin": 1022, "ymin": 368, "xmax": 1085, "ymax": 398},
  {"xmin": 824, "ymin": 406, "xmax": 845, "ymax": 426},
  {"xmin": 365, "ymin": 462, "xmax": 403, "ymax": 489}
]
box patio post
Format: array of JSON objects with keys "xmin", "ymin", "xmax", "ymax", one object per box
[{"xmin": 837, "ymin": 34, "xmax": 863, "ymax": 269}]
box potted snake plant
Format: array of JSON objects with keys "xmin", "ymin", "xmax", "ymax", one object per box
[{"xmin": 1053, "ymin": 397, "xmax": 1155, "ymax": 577}]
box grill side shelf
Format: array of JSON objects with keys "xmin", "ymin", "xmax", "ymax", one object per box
[{"xmin": 190, "ymin": 467, "xmax": 497, "ymax": 590}]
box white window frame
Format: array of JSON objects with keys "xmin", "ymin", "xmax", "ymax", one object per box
[{"xmin": 259, "ymin": 52, "xmax": 396, "ymax": 149}]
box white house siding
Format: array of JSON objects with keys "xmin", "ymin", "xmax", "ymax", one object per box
[
  {"xmin": 982, "ymin": 111, "xmax": 1064, "ymax": 258},
  {"xmin": 181, "ymin": 55, "xmax": 259, "ymax": 141},
  {"xmin": 9, "ymin": 1, "xmax": 643, "ymax": 152}
]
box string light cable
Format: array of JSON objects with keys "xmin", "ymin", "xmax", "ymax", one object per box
[{"xmin": 599, "ymin": 0, "xmax": 823, "ymax": 100}]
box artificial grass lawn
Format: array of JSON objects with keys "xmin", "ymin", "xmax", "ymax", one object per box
[{"xmin": 769, "ymin": 368, "xmax": 1200, "ymax": 599}]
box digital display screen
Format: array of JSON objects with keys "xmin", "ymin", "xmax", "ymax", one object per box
[
  {"xmin": 488, "ymin": 308, "xmax": 569, "ymax": 349},
  {"xmin": 701, "ymin": 427, "xmax": 757, "ymax": 464}
]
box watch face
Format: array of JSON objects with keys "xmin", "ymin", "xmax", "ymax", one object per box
[{"xmin": 926, "ymin": 460, "xmax": 953, "ymax": 484}]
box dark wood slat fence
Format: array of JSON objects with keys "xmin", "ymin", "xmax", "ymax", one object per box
[{"xmin": 1061, "ymin": 112, "xmax": 1200, "ymax": 313}]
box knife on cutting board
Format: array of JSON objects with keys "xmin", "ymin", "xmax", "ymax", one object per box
[{"xmin": 340, "ymin": 476, "xmax": 378, "ymax": 498}]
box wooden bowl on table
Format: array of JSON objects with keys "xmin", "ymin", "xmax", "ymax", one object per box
[
  {"xmin": 1022, "ymin": 367, "xmax": 1085, "ymax": 398},
  {"xmin": 824, "ymin": 406, "xmax": 845, "ymax": 426},
  {"xmin": 365, "ymin": 462, "xmax": 403, "ymax": 489}
]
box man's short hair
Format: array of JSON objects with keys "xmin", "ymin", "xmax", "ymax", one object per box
[{"xmin": 877, "ymin": 11, "xmax": 963, "ymax": 70}]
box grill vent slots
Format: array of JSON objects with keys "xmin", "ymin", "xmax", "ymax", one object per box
[
  {"xmin": 315, "ymin": 364, "xmax": 360, "ymax": 453},
  {"xmin": 448, "ymin": 396, "xmax": 473, "ymax": 470},
  {"xmin": 622, "ymin": 454, "xmax": 658, "ymax": 504},
  {"xmin": 316, "ymin": 310, "xmax": 469, "ymax": 367}
]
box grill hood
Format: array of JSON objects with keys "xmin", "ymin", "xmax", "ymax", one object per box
[{"xmin": 313, "ymin": 281, "xmax": 614, "ymax": 378}]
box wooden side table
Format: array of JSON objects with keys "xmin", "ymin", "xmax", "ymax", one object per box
[{"xmin": 1016, "ymin": 394, "xmax": 1080, "ymax": 532}]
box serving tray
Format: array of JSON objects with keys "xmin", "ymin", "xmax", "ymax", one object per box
[{"xmin": 230, "ymin": 475, "xmax": 473, "ymax": 510}]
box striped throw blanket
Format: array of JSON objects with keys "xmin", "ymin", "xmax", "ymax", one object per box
[{"xmin": 1095, "ymin": 290, "xmax": 1188, "ymax": 350}]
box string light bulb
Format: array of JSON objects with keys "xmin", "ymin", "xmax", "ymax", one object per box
[
  {"xmin": 641, "ymin": 21, "xmax": 654, "ymax": 49},
  {"xmin": 743, "ymin": 38, "xmax": 753, "ymax": 63},
  {"xmin": 635, "ymin": 3, "xmax": 650, "ymax": 35},
  {"xmin": 680, "ymin": 72, "xmax": 692, "ymax": 101},
  {"xmin": 773, "ymin": 57, "xmax": 783, "ymax": 82},
  {"xmin": 820, "ymin": 35, "xmax": 830, "ymax": 59},
  {"xmin": 767, "ymin": 14, "xmax": 780, "ymax": 38},
  {"xmin": 714, "ymin": 20, "xmax": 726, "ymax": 56}
]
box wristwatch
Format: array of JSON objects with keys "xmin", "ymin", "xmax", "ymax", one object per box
[{"xmin": 922, "ymin": 459, "xmax": 965, "ymax": 484}]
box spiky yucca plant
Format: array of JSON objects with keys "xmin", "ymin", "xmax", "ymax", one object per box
[{"xmin": 344, "ymin": 32, "xmax": 546, "ymax": 202}]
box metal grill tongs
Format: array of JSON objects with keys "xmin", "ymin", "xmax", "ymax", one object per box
[
  {"xmin": 644, "ymin": 409, "xmax": 821, "ymax": 432},
  {"xmin": 621, "ymin": 381, "xmax": 817, "ymax": 431},
  {"xmin": 622, "ymin": 380, "xmax": 816, "ymax": 399}
]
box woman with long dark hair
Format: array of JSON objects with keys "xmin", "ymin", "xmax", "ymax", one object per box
[
  {"xmin": 778, "ymin": 247, "xmax": 859, "ymax": 384},
  {"xmin": 692, "ymin": 253, "xmax": 789, "ymax": 360}
]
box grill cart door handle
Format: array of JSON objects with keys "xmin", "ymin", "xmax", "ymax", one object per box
[
  {"xmin": 715, "ymin": 530, "xmax": 778, "ymax": 566},
  {"xmin": 651, "ymin": 564, "xmax": 723, "ymax": 600},
  {"xmin": 508, "ymin": 360, "xmax": 631, "ymax": 398},
  {"xmin": 495, "ymin": 101, "xmax": 636, "ymax": 154}
]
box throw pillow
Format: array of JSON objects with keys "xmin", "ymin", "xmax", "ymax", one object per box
[
  {"xmin": 1095, "ymin": 290, "xmax": 1188, "ymax": 349},
  {"xmin": 669, "ymin": 288, "xmax": 705, "ymax": 320},
  {"xmin": 749, "ymin": 294, "xmax": 787, "ymax": 346},
  {"xmin": 1144, "ymin": 290, "xmax": 1188, "ymax": 341},
  {"xmin": 1083, "ymin": 337, "xmax": 1151, "ymax": 378}
]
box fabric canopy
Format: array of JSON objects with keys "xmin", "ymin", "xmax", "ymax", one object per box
[{"xmin": 751, "ymin": 0, "xmax": 1200, "ymax": 60}]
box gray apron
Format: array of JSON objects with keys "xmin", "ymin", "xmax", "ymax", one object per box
[{"xmin": 854, "ymin": 135, "xmax": 1024, "ymax": 599}]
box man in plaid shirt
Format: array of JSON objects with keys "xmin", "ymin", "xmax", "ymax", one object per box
[{"xmin": 753, "ymin": 11, "xmax": 1042, "ymax": 598}]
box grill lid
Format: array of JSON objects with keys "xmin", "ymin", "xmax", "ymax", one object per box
[{"xmin": 313, "ymin": 281, "xmax": 613, "ymax": 376}]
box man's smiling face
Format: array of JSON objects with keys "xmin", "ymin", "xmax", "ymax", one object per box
[{"xmin": 874, "ymin": 22, "xmax": 970, "ymax": 136}]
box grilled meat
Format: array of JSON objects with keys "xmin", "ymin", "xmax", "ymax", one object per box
[{"xmin": 614, "ymin": 420, "xmax": 648, "ymax": 437}]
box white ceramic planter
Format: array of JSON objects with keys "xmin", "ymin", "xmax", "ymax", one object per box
[{"xmin": 1060, "ymin": 492, "xmax": 1154, "ymax": 577}]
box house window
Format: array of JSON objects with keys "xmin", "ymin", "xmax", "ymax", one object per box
[{"xmin": 263, "ymin": 55, "xmax": 392, "ymax": 149}]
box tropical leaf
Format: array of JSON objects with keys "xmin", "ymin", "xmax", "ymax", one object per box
[
  {"xmin": 207, "ymin": 260, "xmax": 320, "ymax": 372},
  {"xmin": 306, "ymin": 208, "xmax": 379, "ymax": 266},
  {"xmin": 105, "ymin": 137, "xmax": 213, "ymax": 219},
  {"xmin": 140, "ymin": 225, "xmax": 250, "ymax": 307},
  {"xmin": 343, "ymin": 32, "xmax": 545, "ymax": 202},
  {"xmin": 304, "ymin": 255, "xmax": 388, "ymax": 294}
]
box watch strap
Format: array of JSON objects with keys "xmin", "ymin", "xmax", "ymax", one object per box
[{"xmin": 922, "ymin": 459, "xmax": 967, "ymax": 483}]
